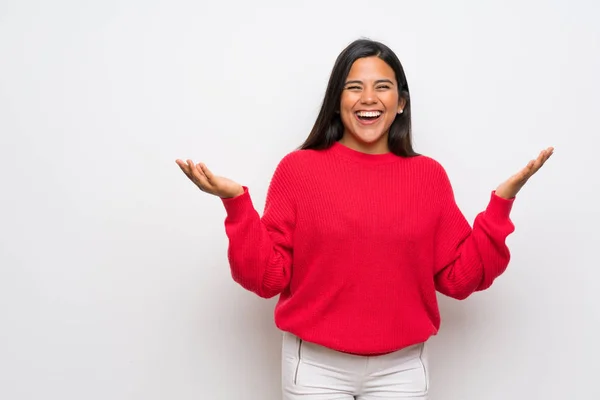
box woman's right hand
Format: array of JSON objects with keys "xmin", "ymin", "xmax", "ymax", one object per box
[{"xmin": 175, "ymin": 159, "xmax": 244, "ymax": 198}]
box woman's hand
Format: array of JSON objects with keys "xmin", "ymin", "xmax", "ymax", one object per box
[
  {"xmin": 175, "ymin": 159, "xmax": 244, "ymax": 199},
  {"xmin": 495, "ymin": 147, "xmax": 554, "ymax": 199}
]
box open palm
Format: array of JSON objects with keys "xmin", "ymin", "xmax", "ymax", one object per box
[
  {"xmin": 495, "ymin": 147, "xmax": 554, "ymax": 199},
  {"xmin": 175, "ymin": 159, "xmax": 244, "ymax": 198}
]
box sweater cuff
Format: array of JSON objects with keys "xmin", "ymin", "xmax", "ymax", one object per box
[
  {"xmin": 220, "ymin": 186, "xmax": 254, "ymax": 221},
  {"xmin": 485, "ymin": 190, "xmax": 515, "ymax": 220}
]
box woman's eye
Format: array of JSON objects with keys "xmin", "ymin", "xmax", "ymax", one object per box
[
  {"xmin": 376, "ymin": 85, "xmax": 391, "ymax": 90},
  {"xmin": 346, "ymin": 86, "xmax": 361, "ymax": 90}
]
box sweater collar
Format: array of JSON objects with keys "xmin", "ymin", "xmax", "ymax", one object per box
[{"xmin": 329, "ymin": 141, "xmax": 400, "ymax": 164}]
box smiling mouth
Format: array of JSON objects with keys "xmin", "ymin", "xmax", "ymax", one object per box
[{"xmin": 355, "ymin": 110, "xmax": 383, "ymax": 124}]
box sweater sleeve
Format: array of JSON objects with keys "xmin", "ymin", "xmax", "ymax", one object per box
[
  {"xmin": 220, "ymin": 156, "xmax": 296, "ymax": 299},
  {"xmin": 433, "ymin": 166, "xmax": 516, "ymax": 300}
]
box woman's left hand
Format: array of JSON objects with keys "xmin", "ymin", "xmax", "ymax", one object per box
[{"xmin": 495, "ymin": 147, "xmax": 554, "ymax": 199}]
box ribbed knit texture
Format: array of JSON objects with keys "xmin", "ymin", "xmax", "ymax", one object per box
[{"xmin": 221, "ymin": 142, "xmax": 515, "ymax": 355}]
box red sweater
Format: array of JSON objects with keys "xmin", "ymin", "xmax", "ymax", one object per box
[{"xmin": 221, "ymin": 142, "xmax": 515, "ymax": 355}]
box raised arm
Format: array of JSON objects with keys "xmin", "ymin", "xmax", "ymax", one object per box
[
  {"xmin": 433, "ymin": 147, "xmax": 553, "ymax": 299},
  {"xmin": 176, "ymin": 155, "xmax": 296, "ymax": 298}
]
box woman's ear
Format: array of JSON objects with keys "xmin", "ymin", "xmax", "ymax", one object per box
[{"xmin": 397, "ymin": 97, "xmax": 407, "ymax": 114}]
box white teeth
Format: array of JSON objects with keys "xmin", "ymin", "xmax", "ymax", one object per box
[{"xmin": 356, "ymin": 111, "xmax": 382, "ymax": 118}]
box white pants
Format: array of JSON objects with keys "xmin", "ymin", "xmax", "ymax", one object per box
[{"xmin": 281, "ymin": 332, "xmax": 429, "ymax": 399}]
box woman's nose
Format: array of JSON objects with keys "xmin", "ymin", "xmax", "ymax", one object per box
[{"xmin": 360, "ymin": 88, "xmax": 377, "ymax": 104}]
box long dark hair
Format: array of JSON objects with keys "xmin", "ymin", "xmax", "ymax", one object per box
[{"xmin": 299, "ymin": 39, "xmax": 418, "ymax": 157}]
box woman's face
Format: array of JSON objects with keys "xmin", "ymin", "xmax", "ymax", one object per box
[{"xmin": 338, "ymin": 56, "xmax": 405, "ymax": 154}]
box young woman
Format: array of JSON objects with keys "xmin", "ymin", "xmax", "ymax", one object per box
[{"xmin": 176, "ymin": 39, "xmax": 553, "ymax": 399}]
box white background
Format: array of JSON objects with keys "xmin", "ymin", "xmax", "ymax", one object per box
[{"xmin": 1, "ymin": 0, "xmax": 599, "ymax": 399}]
